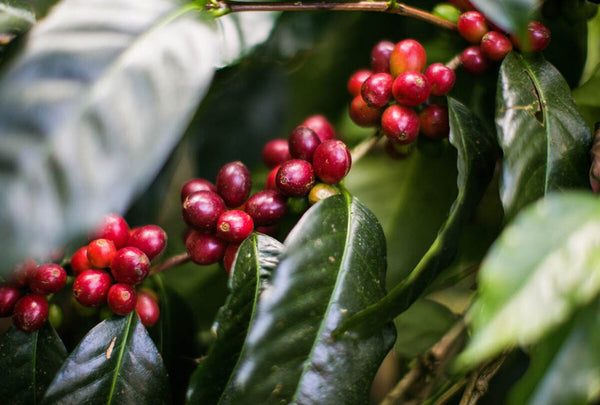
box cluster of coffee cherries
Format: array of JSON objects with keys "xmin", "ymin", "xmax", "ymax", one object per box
[
  {"xmin": 0, "ymin": 214, "xmax": 164, "ymax": 332},
  {"xmin": 182, "ymin": 115, "xmax": 351, "ymax": 273},
  {"xmin": 348, "ymin": 39, "xmax": 455, "ymax": 155}
]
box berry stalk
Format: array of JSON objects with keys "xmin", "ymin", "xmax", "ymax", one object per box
[
  {"xmin": 149, "ymin": 252, "xmax": 191, "ymax": 276},
  {"xmin": 205, "ymin": 1, "xmax": 457, "ymax": 30}
]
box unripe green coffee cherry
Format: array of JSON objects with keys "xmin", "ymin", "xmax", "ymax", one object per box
[
  {"xmin": 308, "ymin": 183, "xmax": 341, "ymax": 205},
  {"xmin": 432, "ymin": 3, "xmax": 461, "ymax": 23},
  {"xmin": 48, "ymin": 303, "xmax": 63, "ymax": 328},
  {"xmin": 287, "ymin": 196, "xmax": 309, "ymax": 215}
]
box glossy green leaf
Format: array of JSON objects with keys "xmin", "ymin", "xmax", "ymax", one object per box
[
  {"xmin": 0, "ymin": 0, "xmax": 218, "ymax": 275},
  {"xmin": 43, "ymin": 313, "xmax": 170, "ymax": 404},
  {"xmin": 573, "ymin": 64, "xmax": 600, "ymax": 130},
  {"xmin": 0, "ymin": 323, "xmax": 67, "ymax": 404},
  {"xmin": 471, "ymin": 0, "xmax": 538, "ymax": 34},
  {"xmin": 508, "ymin": 299, "xmax": 600, "ymax": 405},
  {"xmin": 496, "ymin": 52, "xmax": 591, "ymax": 220},
  {"xmin": 211, "ymin": 193, "xmax": 395, "ymax": 404},
  {"xmin": 0, "ymin": 1, "xmax": 34, "ymax": 33},
  {"xmin": 186, "ymin": 233, "xmax": 283, "ymax": 404},
  {"xmin": 335, "ymin": 97, "xmax": 498, "ymax": 337},
  {"xmin": 458, "ymin": 192, "xmax": 600, "ymax": 369}
]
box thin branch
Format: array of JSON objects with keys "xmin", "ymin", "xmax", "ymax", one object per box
[
  {"xmin": 205, "ymin": 1, "xmax": 457, "ymax": 30},
  {"xmin": 458, "ymin": 354, "xmax": 508, "ymax": 405},
  {"xmin": 446, "ymin": 54, "xmax": 461, "ymax": 71},
  {"xmin": 149, "ymin": 252, "xmax": 191, "ymax": 276},
  {"xmin": 350, "ymin": 131, "xmax": 383, "ymax": 162},
  {"xmin": 380, "ymin": 359, "xmax": 425, "ymax": 405}
]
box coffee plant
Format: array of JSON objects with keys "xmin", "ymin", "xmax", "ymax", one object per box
[{"xmin": 0, "ymin": 0, "xmax": 599, "ymax": 403}]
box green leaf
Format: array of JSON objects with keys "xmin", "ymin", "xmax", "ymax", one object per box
[
  {"xmin": 509, "ymin": 298, "xmax": 600, "ymax": 405},
  {"xmin": 0, "ymin": 1, "xmax": 34, "ymax": 33},
  {"xmin": 186, "ymin": 233, "xmax": 283, "ymax": 404},
  {"xmin": 0, "ymin": 323, "xmax": 67, "ymax": 405},
  {"xmin": 471, "ymin": 0, "xmax": 539, "ymax": 35},
  {"xmin": 43, "ymin": 313, "xmax": 170, "ymax": 404},
  {"xmin": 214, "ymin": 193, "xmax": 395, "ymax": 404},
  {"xmin": 0, "ymin": 0, "xmax": 218, "ymax": 275},
  {"xmin": 335, "ymin": 97, "xmax": 498, "ymax": 337},
  {"xmin": 457, "ymin": 192, "xmax": 600, "ymax": 370},
  {"xmin": 496, "ymin": 52, "xmax": 591, "ymax": 220},
  {"xmin": 573, "ymin": 64, "xmax": 600, "ymax": 130}
]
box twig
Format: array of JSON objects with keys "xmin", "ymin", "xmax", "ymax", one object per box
[
  {"xmin": 205, "ymin": 1, "xmax": 457, "ymax": 30},
  {"xmin": 149, "ymin": 252, "xmax": 191, "ymax": 276},
  {"xmin": 446, "ymin": 54, "xmax": 461, "ymax": 71},
  {"xmin": 458, "ymin": 354, "xmax": 508, "ymax": 405},
  {"xmin": 380, "ymin": 359, "xmax": 425, "ymax": 405},
  {"xmin": 350, "ymin": 131, "xmax": 383, "ymax": 162}
]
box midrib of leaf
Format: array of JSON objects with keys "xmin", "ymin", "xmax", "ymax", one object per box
[
  {"xmin": 107, "ymin": 312, "xmax": 134, "ymax": 405},
  {"xmin": 218, "ymin": 236, "xmax": 261, "ymax": 404},
  {"xmin": 517, "ymin": 54, "xmax": 551, "ymax": 195},
  {"xmin": 32, "ymin": 329, "xmax": 39, "ymax": 405},
  {"xmin": 291, "ymin": 192, "xmax": 352, "ymax": 401}
]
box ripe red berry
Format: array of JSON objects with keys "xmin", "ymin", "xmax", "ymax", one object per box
[
  {"xmin": 266, "ymin": 165, "xmax": 280, "ymax": 191},
  {"xmin": 185, "ymin": 230, "xmax": 227, "ymax": 265},
  {"xmin": 457, "ymin": 11, "xmax": 489, "ymax": 43},
  {"xmin": 217, "ymin": 210, "xmax": 254, "ymax": 243},
  {"xmin": 245, "ymin": 190, "xmax": 288, "ymax": 226},
  {"xmin": 29, "ymin": 263, "xmax": 67, "ymax": 296},
  {"xmin": 127, "ymin": 225, "xmax": 167, "ymax": 261},
  {"xmin": 312, "ymin": 140, "xmax": 352, "ymax": 184},
  {"xmin": 381, "ymin": 105, "xmax": 420, "ymax": 145},
  {"xmin": 288, "ymin": 126, "xmax": 321, "ymax": 161},
  {"xmin": 425, "ymin": 63, "xmax": 456, "ymax": 96},
  {"xmin": 136, "ymin": 292, "xmax": 160, "ymax": 327},
  {"xmin": 461, "ymin": 46, "xmax": 489, "ymax": 75},
  {"xmin": 361, "ymin": 72, "xmax": 394, "ymax": 108},
  {"xmin": 480, "ymin": 31, "xmax": 513, "ymax": 61},
  {"xmin": 262, "ymin": 139, "xmax": 292, "ymax": 168},
  {"xmin": 180, "ymin": 178, "xmax": 217, "ymax": 202},
  {"xmin": 302, "ymin": 115, "xmax": 337, "ymax": 142},
  {"xmin": 389, "ymin": 39, "xmax": 427, "ymax": 77},
  {"xmin": 216, "ymin": 161, "xmax": 252, "ymax": 208},
  {"xmin": 347, "ymin": 69, "xmax": 372, "ymax": 97},
  {"xmin": 87, "ymin": 238, "xmax": 117, "ymax": 269},
  {"xmin": 514, "ymin": 21, "xmax": 551, "ymax": 52},
  {"xmin": 349, "ymin": 95, "xmax": 382, "ymax": 127},
  {"xmin": 73, "ymin": 269, "xmax": 112, "ymax": 307},
  {"xmin": 110, "ymin": 247, "xmax": 151, "ymax": 285},
  {"xmin": 182, "ymin": 190, "xmax": 227, "ymax": 233},
  {"xmin": 12, "ymin": 294, "xmax": 49, "ymax": 332},
  {"xmin": 392, "ymin": 72, "xmax": 431, "ymax": 106},
  {"xmin": 9, "ymin": 258, "xmax": 37, "ymax": 288},
  {"xmin": 276, "ymin": 159, "xmax": 316, "ymax": 197},
  {"xmin": 419, "ymin": 105, "xmax": 450, "ymax": 139},
  {"xmin": 70, "ymin": 246, "xmax": 92, "ymax": 276},
  {"xmin": 107, "ymin": 283, "xmax": 137, "ymax": 315},
  {"xmin": 91, "ymin": 213, "xmax": 130, "ymax": 249},
  {"xmin": 370, "ymin": 40, "xmax": 395, "ymax": 73},
  {"xmin": 0, "ymin": 285, "xmax": 22, "ymax": 317},
  {"xmin": 223, "ymin": 243, "xmax": 241, "ymax": 275}
]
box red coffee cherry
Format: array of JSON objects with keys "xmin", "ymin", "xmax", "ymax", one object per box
[
  {"xmin": 128, "ymin": 225, "xmax": 167, "ymax": 261},
  {"xmin": 392, "ymin": 72, "xmax": 431, "ymax": 106},
  {"xmin": 107, "ymin": 283, "xmax": 137, "ymax": 316},
  {"xmin": 87, "ymin": 238, "xmax": 117, "ymax": 269},
  {"xmin": 245, "ymin": 190, "xmax": 288, "ymax": 226},
  {"xmin": 70, "ymin": 246, "xmax": 92, "ymax": 276},
  {"xmin": 457, "ymin": 11, "xmax": 489, "ymax": 43},
  {"xmin": 312, "ymin": 140, "xmax": 352, "ymax": 184},
  {"xmin": 110, "ymin": 247, "xmax": 150, "ymax": 285},
  {"xmin": 514, "ymin": 21, "xmax": 551, "ymax": 52},
  {"xmin": 216, "ymin": 161, "xmax": 252, "ymax": 208},
  {"xmin": 262, "ymin": 139, "xmax": 292, "ymax": 168},
  {"xmin": 349, "ymin": 95, "xmax": 382, "ymax": 127},
  {"xmin": 381, "ymin": 105, "xmax": 420, "ymax": 145},
  {"xmin": 9, "ymin": 258, "xmax": 37, "ymax": 288},
  {"xmin": 347, "ymin": 69, "xmax": 372, "ymax": 97},
  {"xmin": 461, "ymin": 46, "xmax": 489, "ymax": 75},
  {"xmin": 223, "ymin": 243, "xmax": 241, "ymax": 275},
  {"xmin": 136, "ymin": 292, "xmax": 160, "ymax": 327},
  {"xmin": 185, "ymin": 230, "xmax": 227, "ymax": 265},
  {"xmin": 425, "ymin": 63, "xmax": 456, "ymax": 96},
  {"xmin": 480, "ymin": 31, "xmax": 513, "ymax": 61},
  {"xmin": 73, "ymin": 269, "xmax": 112, "ymax": 307},
  {"xmin": 288, "ymin": 126, "xmax": 321, "ymax": 162},
  {"xmin": 29, "ymin": 263, "xmax": 67, "ymax": 296},
  {"xmin": 217, "ymin": 210, "xmax": 254, "ymax": 243},
  {"xmin": 361, "ymin": 72, "xmax": 394, "ymax": 108},
  {"xmin": 182, "ymin": 190, "xmax": 227, "ymax": 233},
  {"xmin": 266, "ymin": 165, "xmax": 280, "ymax": 191},
  {"xmin": 389, "ymin": 39, "xmax": 427, "ymax": 77},
  {"xmin": 276, "ymin": 159, "xmax": 316, "ymax": 197},
  {"xmin": 180, "ymin": 178, "xmax": 217, "ymax": 202},
  {"xmin": 0, "ymin": 285, "xmax": 22, "ymax": 317},
  {"xmin": 419, "ymin": 105, "xmax": 450, "ymax": 139},
  {"xmin": 302, "ymin": 115, "xmax": 337, "ymax": 142},
  {"xmin": 91, "ymin": 213, "xmax": 130, "ymax": 249},
  {"xmin": 370, "ymin": 40, "xmax": 395, "ymax": 73},
  {"xmin": 12, "ymin": 294, "xmax": 49, "ymax": 332}
]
